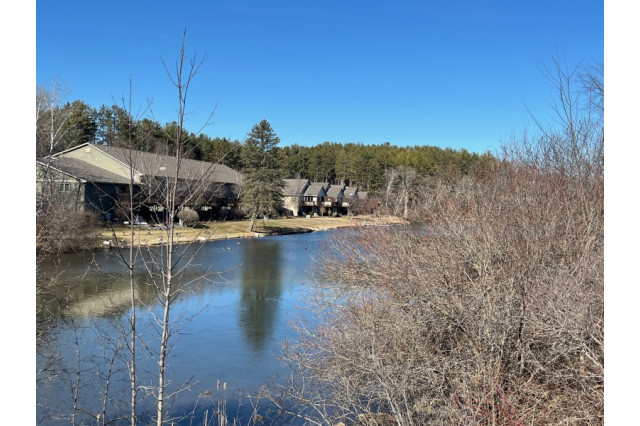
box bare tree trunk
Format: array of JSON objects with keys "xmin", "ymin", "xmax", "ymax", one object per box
[
  {"xmin": 403, "ymin": 188, "xmax": 409, "ymax": 219},
  {"xmin": 156, "ymin": 28, "xmax": 207, "ymax": 425},
  {"xmin": 125, "ymin": 80, "xmax": 138, "ymax": 426},
  {"xmin": 106, "ymin": 78, "xmax": 143, "ymax": 426},
  {"xmin": 385, "ymin": 169, "xmax": 396, "ymax": 211},
  {"xmin": 156, "ymin": 174, "xmax": 176, "ymax": 425},
  {"xmin": 101, "ymin": 343, "xmax": 120, "ymax": 426},
  {"xmin": 71, "ymin": 324, "xmax": 81, "ymax": 426},
  {"xmin": 156, "ymin": 265, "xmax": 173, "ymax": 426},
  {"xmin": 128, "ymin": 239, "xmax": 137, "ymax": 426}
]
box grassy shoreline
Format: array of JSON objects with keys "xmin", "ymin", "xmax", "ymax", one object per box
[{"xmin": 94, "ymin": 215, "xmax": 406, "ymax": 249}]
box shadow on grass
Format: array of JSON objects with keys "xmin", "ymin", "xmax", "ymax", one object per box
[{"xmin": 254, "ymin": 226, "xmax": 313, "ymax": 236}]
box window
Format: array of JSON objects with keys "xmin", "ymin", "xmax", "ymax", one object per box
[{"xmin": 59, "ymin": 182, "xmax": 71, "ymax": 192}]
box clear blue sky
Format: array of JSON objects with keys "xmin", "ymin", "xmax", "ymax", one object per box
[{"xmin": 36, "ymin": 0, "xmax": 603, "ymax": 154}]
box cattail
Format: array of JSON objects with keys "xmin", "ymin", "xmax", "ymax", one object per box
[
  {"xmin": 217, "ymin": 379, "xmax": 220, "ymax": 391},
  {"xmin": 223, "ymin": 382, "xmax": 227, "ymax": 391}
]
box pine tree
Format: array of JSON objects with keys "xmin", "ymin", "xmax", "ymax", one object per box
[{"xmin": 240, "ymin": 119, "xmax": 286, "ymax": 231}]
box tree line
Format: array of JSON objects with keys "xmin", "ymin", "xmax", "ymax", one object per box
[{"xmin": 36, "ymin": 90, "xmax": 497, "ymax": 194}]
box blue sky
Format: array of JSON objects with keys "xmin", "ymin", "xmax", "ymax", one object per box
[{"xmin": 36, "ymin": 0, "xmax": 602, "ymax": 154}]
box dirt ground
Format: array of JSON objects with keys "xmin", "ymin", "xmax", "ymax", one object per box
[{"xmin": 94, "ymin": 215, "xmax": 406, "ymax": 248}]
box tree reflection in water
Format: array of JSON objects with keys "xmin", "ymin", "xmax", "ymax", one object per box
[{"xmin": 240, "ymin": 239, "xmax": 283, "ymax": 352}]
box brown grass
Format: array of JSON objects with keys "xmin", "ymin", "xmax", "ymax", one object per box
[{"xmin": 94, "ymin": 215, "xmax": 406, "ymax": 249}]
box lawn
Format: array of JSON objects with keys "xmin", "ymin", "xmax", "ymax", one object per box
[{"xmin": 95, "ymin": 215, "xmax": 404, "ymax": 248}]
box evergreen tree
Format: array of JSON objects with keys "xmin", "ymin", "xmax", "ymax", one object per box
[
  {"xmin": 308, "ymin": 142, "xmax": 337, "ymax": 182},
  {"xmin": 61, "ymin": 100, "xmax": 98, "ymax": 148},
  {"xmin": 95, "ymin": 104, "xmax": 133, "ymax": 146},
  {"xmin": 135, "ymin": 118, "xmax": 165, "ymax": 153},
  {"xmin": 202, "ymin": 136, "xmax": 243, "ymax": 169},
  {"xmin": 240, "ymin": 120, "xmax": 286, "ymax": 231},
  {"xmin": 278, "ymin": 144, "xmax": 310, "ymax": 179}
]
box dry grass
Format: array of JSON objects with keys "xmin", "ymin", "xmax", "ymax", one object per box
[{"xmin": 94, "ymin": 215, "xmax": 406, "ymax": 249}]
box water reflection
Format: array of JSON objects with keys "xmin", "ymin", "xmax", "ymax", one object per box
[
  {"xmin": 240, "ymin": 239, "xmax": 282, "ymax": 352},
  {"xmin": 36, "ymin": 233, "xmax": 326, "ymax": 425},
  {"xmin": 38, "ymin": 273, "xmax": 160, "ymax": 320},
  {"xmin": 36, "ymin": 245, "xmax": 223, "ymax": 323}
]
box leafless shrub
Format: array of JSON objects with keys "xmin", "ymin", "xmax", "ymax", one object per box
[
  {"xmin": 274, "ymin": 58, "xmax": 603, "ymax": 425},
  {"xmin": 277, "ymin": 165, "xmax": 603, "ymax": 425},
  {"xmin": 36, "ymin": 199, "xmax": 100, "ymax": 256},
  {"xmin": 177, "ymin": 207, "xmax": 200, "ymax": 227}
]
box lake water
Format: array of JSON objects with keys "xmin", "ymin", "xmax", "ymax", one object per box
[{"xmin": 36, "ymin": 230, "xmax": 340, "ymax": 425}]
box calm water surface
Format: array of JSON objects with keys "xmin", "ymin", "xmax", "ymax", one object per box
[{"xmin": 36, "ymin": 230, "xmax": 338, "ymax": 424}]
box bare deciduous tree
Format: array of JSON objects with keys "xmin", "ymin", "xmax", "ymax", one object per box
[
  {"xmin": 384, "ymin": 166, "xmax": 422, "ymax": 220},
  {"xmin": 121, "ymin": 28, "xmax": 223, "ymax": 425},
  {"xmin": 36, "ymin": 80, "xmax": 101, "ymax": 259},
  {"xmin": 37, "ymin": 80, "xmax": 72, "ymax": 158},
  {"xmin": 37, "ymin": 29, "xmax": 235, "ymax": 425}
]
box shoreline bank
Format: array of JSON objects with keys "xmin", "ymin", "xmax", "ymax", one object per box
[{"xmin": 94, "ymin": 215, "xmax": 406, "ymax": 250}]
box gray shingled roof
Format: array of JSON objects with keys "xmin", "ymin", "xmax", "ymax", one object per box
[
  {"xmin": 90, "ymin": 144, "xmax": 242, "ymax": 184},
  {"xmin": 357, "ymin": 191, "xmax": 369, "ymax": 199},
  {"xmin": 325, "ymin": 185, "xmax": 344, "ymax": 198},
  {"xmin": 37, "ymin": 157, "xmax": 132, "ymax": 185},
  {"xmin": 304, "ymin": 182, "xmax": 328, "ymax": 196},
  {"xmin": 283, "ymin": 179, "xmax": 309, "ymax": 196},
  {"xmin": 343, "ymin": 186, "xmax": 359, "ymax": 198}
]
